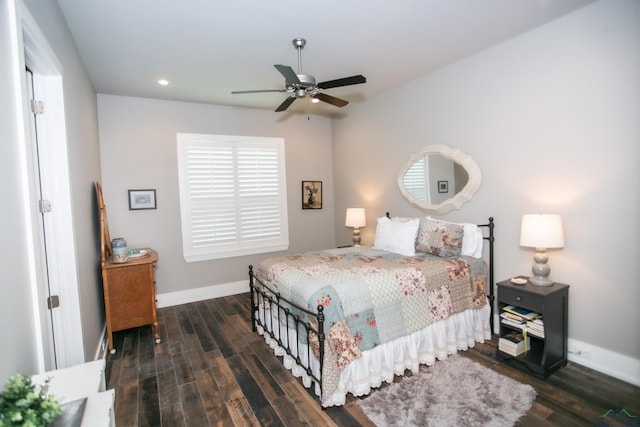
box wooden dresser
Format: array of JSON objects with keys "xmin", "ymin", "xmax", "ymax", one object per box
[
  {"xmin": 101, "ymin": 249, "xmax": 160, "ymax": 353},
  {"xmin": 96, "ymin": 182, "xmax": 161, "ymax": 354}
]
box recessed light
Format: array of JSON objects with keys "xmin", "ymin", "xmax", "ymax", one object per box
[{"xmin": 157, "ymin": 79, "xmax": 169, "ymax": 86}]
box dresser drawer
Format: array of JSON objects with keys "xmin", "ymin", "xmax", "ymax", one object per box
[{"xmin": 499, "ymin": 286, "xmax": 544, "ymax": 312}]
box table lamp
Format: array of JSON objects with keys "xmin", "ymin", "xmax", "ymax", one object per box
[
  {"xmin": 520, "ymin": 214, "xmax": 564, "ymax": 286},
  {"xmin": 345, "ymin": 208, "xmax": 366, "ymax": 246}
]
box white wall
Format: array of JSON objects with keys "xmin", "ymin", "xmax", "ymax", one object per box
[
  {"xmin": 333, "ymin": 0, "xmax": 639, "ymax": 383},
  {"xmin": 0, "ymin": 0, "xmax": 40, "ymax": 384},
  {"xmin": 97, "ymin": 95, "xmax": 335, "ymax": 300}
]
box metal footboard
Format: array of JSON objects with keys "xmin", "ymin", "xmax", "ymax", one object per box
[{"xmin": 248, "ymin": 265, "xmax": 325, "ymax": 395}]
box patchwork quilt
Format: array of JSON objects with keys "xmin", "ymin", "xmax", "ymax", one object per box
[{"xmin": 254, "ymin": 247, "xmax": 488, "ymax": 403}]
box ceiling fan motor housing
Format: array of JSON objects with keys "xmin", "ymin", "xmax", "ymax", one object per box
[{"xmin": 288, "ymin": 74, "xmax": 317, "ymax": 97}]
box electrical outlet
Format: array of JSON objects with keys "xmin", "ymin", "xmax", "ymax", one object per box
[{"xmin": 569, "ymin": 347, "xmax": 592, "ymax": 359}]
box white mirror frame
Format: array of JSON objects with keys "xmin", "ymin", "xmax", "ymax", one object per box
[{"xmin": 397, "ymin": 144, "xmax": 482, "ymax": 214}]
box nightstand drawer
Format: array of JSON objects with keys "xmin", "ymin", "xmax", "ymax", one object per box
[{"xmin": 499, "ymin": 287, "xmax": 544, "ymax": 312}]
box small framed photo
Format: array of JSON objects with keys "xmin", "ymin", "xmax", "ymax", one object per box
[
  {"xmin": 128, "ymin": 189, "xmax": 157, "ymax": 210},
  {"xmin": 437, "ymin": 180, "xmax": 449, "ymax": 193},
  {"xmin": 302, "ymin": 181, "xmax": 322, "ymax": 209}
]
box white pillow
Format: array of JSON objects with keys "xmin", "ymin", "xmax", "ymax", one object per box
[
  {"xmin": 373, "ymin": 216, "xmax": 420, "ymax": 256},
  {"xmin": 462, "ymin": 223, "xmax": 484, "ymax": 258}
]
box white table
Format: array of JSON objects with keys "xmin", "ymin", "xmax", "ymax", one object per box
[{"xmin": 32, "ymin": 359, "xmax": 115, "ymax": 427}]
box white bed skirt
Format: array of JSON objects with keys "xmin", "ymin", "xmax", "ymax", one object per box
[{"xmin": 256, "ymin": 303, "xmax": 491, "ymax": 407}]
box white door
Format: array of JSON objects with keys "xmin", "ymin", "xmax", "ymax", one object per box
[
  {"xmin": 24, "ymin": 67, "xmax": 59, "ymax": 368},
  {"xmin": 20, "ymin": 6, "xmax": 85, "ymax": 371}
]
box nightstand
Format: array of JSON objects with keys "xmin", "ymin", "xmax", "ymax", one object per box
[{"xmin": 496, "ymin": 278, "xmax": 569, "ymax": 379}]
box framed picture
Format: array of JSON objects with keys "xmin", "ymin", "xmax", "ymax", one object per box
[
  {"xmin": 302, "ymin": 181, "xmax": 322, "ymax": 209},
  {"xmin": 437, "ymin": 180, "xmax": 449, "ymax": 193},
  {"xmin": 128, "ymin": 189, "xmax": 157, "ymax": 210}
]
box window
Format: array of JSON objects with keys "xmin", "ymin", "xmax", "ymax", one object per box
[{"xmin": 177, "ymin": 133, "xmax": 289, "ymax": 262}]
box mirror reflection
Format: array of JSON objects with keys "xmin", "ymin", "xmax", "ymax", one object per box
[
  {"xmin": 398, "ymin": 145, "xmax": 481, "ymax": 214},
  {"xmin": 402, "ymin": 155, "xmax": 469, "ymax": 204}
]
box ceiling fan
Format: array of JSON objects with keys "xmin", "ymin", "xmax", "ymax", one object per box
[{"xmin": 232, "ymin": 38, "xmax": 366, "ymax": 112}]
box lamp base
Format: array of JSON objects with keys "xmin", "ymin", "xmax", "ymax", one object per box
[
  {"xmin": 352, "ymin": 227, "xmax": 361, "ymax": 246},
  {"xmin": 528, "ymin": 275, "xmax": 554, "ymax": 286},
  {"xmin": 528, "ymin": 248, "xmax": 554, "ymax": 286}
]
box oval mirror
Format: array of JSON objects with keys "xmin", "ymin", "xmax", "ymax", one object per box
[{"xmin": 397, "ymin": 144, "xmax": 481, "ymax": 214}]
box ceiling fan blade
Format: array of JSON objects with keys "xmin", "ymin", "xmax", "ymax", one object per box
[
  {"xmin": 275, "ymin": 96, "xmax": 296, "ymax": 112},
  {"xmin": 231, "ymin": 89, "xmax": 286, "ymax": 94},
  {"xmin": 314, "ymin": 93, "xmax": 349, "ymax": 108},
  {"xmin": 274, "ymin": 65, "xmax": 301, "ymax": 84},
  {"xmin": 317, "ymin": 75, "xmax": 366, "ymax": 90}
]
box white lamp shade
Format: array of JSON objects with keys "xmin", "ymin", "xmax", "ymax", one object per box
[
  {"xmin": 520, "ymin": 214, "xmax": 564, "ymax": 249},
  {"xmin": 345, "ymin": 208, "xmax": 366, "ymax": 228}
]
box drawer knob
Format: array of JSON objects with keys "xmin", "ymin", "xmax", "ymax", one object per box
[{"xmin": 516, "ymin": 297, "xmax": 521, "ymax": 301}]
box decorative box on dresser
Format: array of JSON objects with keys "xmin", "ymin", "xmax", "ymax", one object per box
[
  {"xmin": 496, "ymin": 277, "xmax": 569, "ymax": 379},
  {"xmin": 101, "ymin": 249, "xmax": 161, "ymax": 353}
]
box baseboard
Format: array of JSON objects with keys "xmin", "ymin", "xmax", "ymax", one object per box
[
  {"xmin": 156, "ymin": 280, "xmax": 249, "ymax": 308},
  {"xmin": 568, "ymin": 338, "xmax": 640, "ymax": 387},
  {"xmin": 93, "ymin": 324, "xmax": 108, "ymax": 361}
]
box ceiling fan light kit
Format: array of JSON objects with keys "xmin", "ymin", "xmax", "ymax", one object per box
[{"xmin": 232, "ymin": 38, "xmax": 366, "ymax": 112}]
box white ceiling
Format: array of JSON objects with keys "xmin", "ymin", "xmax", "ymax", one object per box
[{"xmin": 56, "ymin": 0, "xmax": 595, "ymax": 116}]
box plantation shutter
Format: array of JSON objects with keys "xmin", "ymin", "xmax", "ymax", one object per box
[
  {"xmin": 402, "ymin": 157, "xmax": 430, "ymax": 203},
  {"xmin": 177, "ymin": 133, "xmax": 289, "ymax": 262}
]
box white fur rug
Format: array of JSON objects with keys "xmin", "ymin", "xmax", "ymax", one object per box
[{"xmin": 359, "ymin": 355, "xmax": 536, "ymax": 427}]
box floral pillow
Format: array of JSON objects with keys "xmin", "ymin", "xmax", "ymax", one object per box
[{"xmin": 416, "ymin": 217, "xmax": 464, "ymax": 257}]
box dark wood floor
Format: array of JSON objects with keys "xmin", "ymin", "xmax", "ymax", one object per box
[{"xmin": 105, "ymin": 293, "xmax": 640, "ymax": 426}]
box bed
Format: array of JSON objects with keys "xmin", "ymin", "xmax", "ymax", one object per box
[{"xmin": 248, "ymin": 215, "xmax": 494, "ymax": 407}]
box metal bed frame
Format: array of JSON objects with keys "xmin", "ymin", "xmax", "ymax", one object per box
[{"xmin": 248, "ymin": 216, "xmax": 494, "ymax": 400}]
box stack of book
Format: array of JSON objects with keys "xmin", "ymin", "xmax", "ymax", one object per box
[
  {"xmin": 526, "ymin": 318, "xmax": 545, "ymax": 338},
  {"xmin": 502, "ymin": 305, "xmax": 540, "ymax": 321},
  {"xmin": 500, "ymin": 311, "xmax": 526, "ymax": 330},
  {"xmin": 500, "ymin": 304, "xmax": 545, "ymax": 339},
  {"xmin": 498, "ymin": 331, "xmax": 529, "ymax": 356}
]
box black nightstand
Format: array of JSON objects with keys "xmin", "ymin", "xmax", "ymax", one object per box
[{"xmin": 496, "ymin": 278, "xmax": 569, "ymax": 379}]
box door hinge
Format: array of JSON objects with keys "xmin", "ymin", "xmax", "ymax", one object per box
[
  {"xmin": 47, "ymin": 295, "xmax": 60, "ymax": 309},
  {"xmin": 39, "ymin": 199, "xmax": 52, "ymax": 213},
  {"xmin": 30, "ymin": 99, "xmax": 45, "ymax": 115}
]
